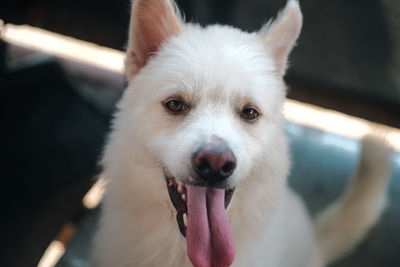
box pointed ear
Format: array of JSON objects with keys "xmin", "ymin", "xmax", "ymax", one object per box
[
  {"xmin": 126, "ymin": 0, "xmax": 183, "ymax": 81},
  {"xmin": 259, "ymin": 0, "xmax": 302, "ymax": 77}
]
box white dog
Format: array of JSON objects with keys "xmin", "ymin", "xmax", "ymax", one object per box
[{"xmin": 92, "ymin": 0, "xmax": 391, "ymax": 266}]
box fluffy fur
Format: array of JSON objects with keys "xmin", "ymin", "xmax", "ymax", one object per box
[{"xmin": 92, "ymin": 0, "xmax": 391, "ymax": 266}]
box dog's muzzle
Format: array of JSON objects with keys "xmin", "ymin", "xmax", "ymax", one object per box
[{"xmin": 164, "ymin": 135, "xmax": 237, "ymax": 236}]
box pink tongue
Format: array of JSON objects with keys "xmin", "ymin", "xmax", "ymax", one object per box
[{"xmin": 186, "ymin": 185, "xmax": 235, "ymax": 267}]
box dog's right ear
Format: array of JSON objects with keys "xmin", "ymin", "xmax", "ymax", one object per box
[
  {"xmin": 259, "ymin": 0, "xmax": 302, "ymax": 77},
  {"xmin": 125, "ymin": 0, "xmax": 183, "ymax": 81}
]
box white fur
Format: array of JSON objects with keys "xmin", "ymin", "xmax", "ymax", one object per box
[
  {"xmin": 92, "ymin": 1, "xmax": 391, "ymax": 266},
  {"xmin": 315, "ymin": 135, "xmax": 392, "ymax": 263}
]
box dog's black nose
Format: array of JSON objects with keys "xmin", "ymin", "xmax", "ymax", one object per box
[{"xmin": 192, "ymin": 137, "xmax": 236, "ymax": 183}]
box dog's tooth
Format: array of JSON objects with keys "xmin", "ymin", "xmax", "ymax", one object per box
[
  {"xmin": 183, "ymin": 213, "xmax": 188, "ymax": 227},
  {"xmin": 177, "ymin": 184, "xmax": 183, "ymax": 194},
  {"xmin": 181, "ymin": 194, "xmax": 187, "ymax": 202}
]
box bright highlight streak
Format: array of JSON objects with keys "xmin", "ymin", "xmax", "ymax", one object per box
[
  {"xmin": 37, "ymin": 241, "xmax": 65, "ymax": 267},
  {"xmin": 284, "ymin": 99, "xmax": 400, "ymax": 151},
  {"xmin": 83, "ymin": 178, "xmax": 106, "ymax": 209},
  {"xmin": 3, "ymin": 24, "xmax": 124, "ymax": 73}
]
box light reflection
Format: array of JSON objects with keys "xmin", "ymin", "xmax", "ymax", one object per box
[
  {"xmin": 3, "ymin": 24, "xmax": 124, "ymax": 73},
  {"xmin": 284, "ymin": 99, "xmax": 400, "ymax": 151},
  {"xmin": 83, "ymin": 177, "xmax": 106, "ymax": 209},
  {"xmin": 37, "ymin": 240, "xmax": 65, "ymax": 267}
]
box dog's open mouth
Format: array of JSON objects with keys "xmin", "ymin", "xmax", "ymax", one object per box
[
  {"xmin": 165, "ymin": 172, "xmax": 235, "ymax": 267},
  {"xmin": 165, "ymin": 173, "xmax": 235, "ymax": 236}
]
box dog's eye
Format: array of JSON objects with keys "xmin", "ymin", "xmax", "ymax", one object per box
[
  {"xmin": 241, "ymin": 107, "xmax": 259, "ymax": 121},
  {"xmin": 164, "ymin": 99, "xmax": 187, "ymax": 114}
]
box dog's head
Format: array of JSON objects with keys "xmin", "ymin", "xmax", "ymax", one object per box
[{"xmin": 118, "ymin": 0, "xmax": 302, "ymax": 266}]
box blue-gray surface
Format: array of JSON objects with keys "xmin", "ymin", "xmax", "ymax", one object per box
[{"xmin": 57, "ymin": 122, "xmax": 400, "ymax": 267}]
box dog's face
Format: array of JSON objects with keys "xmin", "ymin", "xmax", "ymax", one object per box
[
  {"xmin": 116, "ymin": 0, "xmax": 302, "ymax": 266},
  {"xmin": 123, "ymin": 0, "xmax": 301, "ymax": 189},
  {"xmin": 128, "ymin": 25, "xmax": 286, "ymax": 190}
]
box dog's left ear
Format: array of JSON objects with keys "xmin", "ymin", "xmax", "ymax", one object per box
[
  {"xmin": 260, "ymin": 0, "xmax": 302, "ymax": 77},
  {"xmin": 125, "ymin": 0, "xmax": 183, "ymax": 81}
]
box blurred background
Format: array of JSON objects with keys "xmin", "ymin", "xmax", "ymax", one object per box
[{"xmin": 0, "ymin": 0, "xmax": 399, "ymax": 266}]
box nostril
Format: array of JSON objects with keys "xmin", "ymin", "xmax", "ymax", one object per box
[
  {"xmin": 197, "ymin": 158, "xmax": 212, "ymax": 175},
  {"xmin": 221, "ymin": 161, "xmax": 236, "ymax": 176}
]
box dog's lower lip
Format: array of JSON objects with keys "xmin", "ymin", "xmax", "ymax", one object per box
[{"xmin": 164, "ymin": 172, "xmax": 235, "ymax": 237}]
